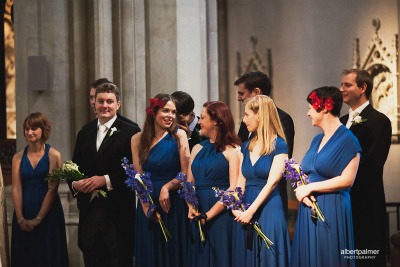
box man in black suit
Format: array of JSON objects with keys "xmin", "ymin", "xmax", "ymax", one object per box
[
  {"xmin": 71, "ymin": 83, "xmax": 140, "ymax": 267},
  {"xmin": 90, "ymin": 78, "xmax": 139, "ymax": 127},
  {"xmin": 339, "ymin": 69, "xmax": 391, "ymax": 267},
  {"xmin": 171, "ymin": 91, "xmax": 204, "ymax": 151},
  {"xmin": 234, "ymin": 71, "xmax": 295, "ymax": 216}
]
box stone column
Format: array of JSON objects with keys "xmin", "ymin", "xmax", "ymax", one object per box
[
  {"xmin": 176, "ymin": 0, "xmax": 219, "ymax": 113},
  {"xmin": 116, "ymin": 0, "xmax": 147, "ymax": 127},
  {"xmin": 93, "ymin": 0, "xmax": 113, "ymax": 79}
]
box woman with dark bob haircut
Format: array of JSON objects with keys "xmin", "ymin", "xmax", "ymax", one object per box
[
  {"xmin": 186, "ymin": 101, "xmax": 241, "ymax": 267},
  {"xmin": 11, "ymin": 112, "xmax": 68, "ymax": 266},
  {"xmin": 290, "ymin": 87, "xmax": 361, "ymax": 267}
]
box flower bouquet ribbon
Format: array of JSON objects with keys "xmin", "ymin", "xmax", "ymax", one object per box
[
  {"xmin": 174, "ymin": 172, "xmax": 205, "ymax": 243},
  {"xmin": 47, "ymin": 160, "xmax": 107, "ymax": 198},
  {"xmin": 213, "ymin": 187, "xmax": 274, "ymax": 249},
  {"xmin": 121, "ymin": 157, "xmax": 171, "ymax": 242},
  {"xmin": 282, "ymin": 158, "xmax": 325, "ymax": 223}
]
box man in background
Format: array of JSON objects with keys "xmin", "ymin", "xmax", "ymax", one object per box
[
  {"xmin": 340, "ymin": 69, "xmax": 391, "ymax": 267},
  {"xmin": 171, "ymin": 91, "xmax": 204, "ymax": 151},
  {"xmin": 234, "ymin": 71, "xmax": 295, "ymax": 217}
]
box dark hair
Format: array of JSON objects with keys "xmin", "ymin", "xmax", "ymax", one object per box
[
  {"xmin": 91, "ymin": 78, "xmax": 112, "ymax": 89},
  {"xmin": 139, "ymin": 93, "xmax": 179, "ymax": 165},
  {"xmin": 234, "ymin": 71, "xmax": 272, "ymax": 96},
  {"xmin": 23, "ymin": 112, "xmax": 51, "ymax": 143},
  {"xmin": 342, "ymin": 69, "xmax": 373, "ymax": 99},
  {"xmin": 171, "ymin": 91, "xmax": 194, "ymax": 115},
  {"xmin": 203, "ymin": 101, "xmax": 241, "ymax": 151},
  {"xmin": 307, "ymin": 86, "xmax": 343, "ymax": 117},
  {"xmin": 95, "ymin": 82, "xmax": 120, "ymax": 101}
]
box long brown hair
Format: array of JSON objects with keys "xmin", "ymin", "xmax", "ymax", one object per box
[
  {"xmin": 139, "ymin": 93, "xmax": 179, "ymax": 165},
  {"xmin": 203, "ymin": 101, "xmax": 241, "ymax": 151}
]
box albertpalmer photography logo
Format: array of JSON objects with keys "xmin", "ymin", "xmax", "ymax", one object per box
[{"xmin": 341, "ymin": 249, "xmax": 379, "ymax": 260}]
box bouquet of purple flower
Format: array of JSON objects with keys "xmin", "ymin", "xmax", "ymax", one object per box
[
  {"xmin": 174, "ymin": 172, "xmax": 205, "ymax": 243},
  {"xmin": 282, "ymin": 158, "xmax": 325, "ymax": 222},
  {"xmin": 121, "ymin": 157, "xmax": 171, "ymax": 242},
  {"xmin": 213, "ymin": 187, "xmax": 274, "ymax": 249}
]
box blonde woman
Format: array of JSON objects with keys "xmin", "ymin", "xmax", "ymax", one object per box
[{"xmin": 232, "ymin": 95, "xmax": 290, "ymax": 266}]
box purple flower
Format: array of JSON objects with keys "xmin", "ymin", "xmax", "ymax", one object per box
[
  {"xmin": 213, "ymin": 187, "xmax": 272, "ymax": 249},
  {"xmin": 175, "ymin": 172, "xmax": 199, "ymax": 208},
  {"xmin": 281, "ymin": 158, "xmax": 326, "ymax": 223},
  {"xmin": 121, "ymin": 157, "xmax": 172, "ymax": 241},
  {"xmin": 174, "ymin": 172, "xmax": 205, "ymax": 242},
  {"xmin": 282, "ymin": 158, "xmax": 309, "ymax": 187}
]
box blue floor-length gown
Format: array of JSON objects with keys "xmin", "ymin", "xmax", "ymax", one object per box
[
  {"xmin": 232, "ymin": 137, "xmax": 290, "ymax": 267},
  {"xmin": 188, "ymin": 139, "xmax": 233, "ymax": 267},
  {"xmin": 11, "ymin": 144, "xmax": 69, "ymax": 267},
  {"xmin": 135, "ymin": 133, "xmax": 188, "ymax": 267},
  {"xmin": 290, "ymin": 125, "xmax": 361, "ymax": 267}
]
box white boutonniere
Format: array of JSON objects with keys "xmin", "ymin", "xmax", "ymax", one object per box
[
  {"xmin": 109, "ymin": 127, "xmax": 118, "ymax": 137},
  {"xmin": 103, "ymin": 127, "xmax": 119, "ymax": 143},
  {"xmin": 352, "ymin": 115, "xmax": 367, "ymax": 125}
]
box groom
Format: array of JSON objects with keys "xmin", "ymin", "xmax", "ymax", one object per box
[
  {"xmin": 71, "ymin": 83, "xmax": 140, "ymax": 267},
  {"xmin": 339, "ymin": 69, "xmax": 391, "ymax": 267}
]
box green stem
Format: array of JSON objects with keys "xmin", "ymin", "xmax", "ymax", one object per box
[{"xmin": 253, "ymin": 223, "xmax": 273, "ymax": 249}]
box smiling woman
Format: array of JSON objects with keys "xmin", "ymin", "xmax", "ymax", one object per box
[
  {"xmin": 11, "ymin": 112, "xmax": 69, "ymax": 267},
  {"xmin": 131, "ymin": 93, "xmax": 190, "ymax": 267}
]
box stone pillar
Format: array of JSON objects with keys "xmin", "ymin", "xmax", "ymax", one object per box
[
  {"xmin": 93, "ymin": 0, "xmax": 113, "ymax": 79},
  {"xmin": 69, "ymin": 0, "xmax": 90, "ymax": 134},
  {"xmin": 176, "ymin": 0, "xmax": 219, "ymax": 113},
  {"xmin": 117, "ymin": 0, "xmax": 147, "ymax": 127}
]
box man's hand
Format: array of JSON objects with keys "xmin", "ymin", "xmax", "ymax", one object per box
[{"xmin": 73, "ymin": 176, "xmax": 106, "ymax": 193}]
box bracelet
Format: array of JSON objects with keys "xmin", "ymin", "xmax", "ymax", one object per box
[
  {"xmin": 17, "ymin": 217, "xmax": 25, "ymax": 224},
  {"xmin": 36, "ymin": 216, "xmax": 42, "ymax": 221}
]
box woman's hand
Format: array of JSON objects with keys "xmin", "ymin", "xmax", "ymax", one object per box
[
  {"xmin": 234, "ymin": 209, "xmax": 254, "ymax": 225},
  {"xmin": 294, "ymin": 184, "xmax": 312, "ymax": 202},
  {"xmin": 188, "ymin": 205, "xmax": 199, "ymax": 220},
  {"xmin": 26, "ymin": 218, "xmax": 41, "ymax": 229},
  {"xmin": 231, "ymin": 210, "xmax": 241, "ymax": 218},
  {"xmin": 159, "ymin": 186, "xmax": 171, "ymax": 213},
  {"xmin": 19, "ymin": 219, "xmax": 32, "ymax": 232}
]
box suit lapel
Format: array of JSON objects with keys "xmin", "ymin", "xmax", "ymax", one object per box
[
  {"xmin": 97, "ymin": 119, "xmax": 122, "ymax": 156},
  {"xmin": 349, "ymin": 104, "xmax": 372, "ymax": 134},
  {"xmin": 89, "ymin": 121, "xmax": 98, "ymax": 156}
]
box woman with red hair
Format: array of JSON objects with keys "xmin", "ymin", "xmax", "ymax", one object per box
[{"xmin": 186, "ymin": 101, "xmax": 241, "ymax": 267}]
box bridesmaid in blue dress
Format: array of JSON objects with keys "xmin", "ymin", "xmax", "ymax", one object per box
[
  {"xmin": 232, "ymin": 95, "xmax": 290, "ymax": 267},
  {"xmin": 11, "ymin": 112, "xmax": 68, "ymax": 267},
  {"xmin": 290, "ymin": 87, "xmax": 361, "ymax": 267},
  {"xmin": 131, "ymin": 94, "xmax": 190, "ymax": 267},
  {"xmin": 186, "ymin": 101, "xmax": 241, "ymax": 267}
]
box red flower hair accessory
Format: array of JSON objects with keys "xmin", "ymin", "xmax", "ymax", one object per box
[
  {"xmin": 308, "ymin": 91, "xmax": 335, "ymax": 112},
  {"xmin": 146, "ymin": 98, "xmax": 166, "ymax": 117}
]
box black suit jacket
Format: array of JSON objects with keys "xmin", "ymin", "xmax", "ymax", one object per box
[
  {"xmin": 238, "ymin": 107, "xmax": 295, "ymax": 217},
  {"xmin": 117, "ymin": 112, "xmax": 139, "ymax": 128},
  {"xmin": 71, "ymin": 118, "xmax": 140, "ymax": 260},
  {"xmin": 340, "ymin": 104, "xmax": 391, "ymax": 265},
  {"xmin": 188, "ymin": 118, "xmax": 205, "ymax": 151}
]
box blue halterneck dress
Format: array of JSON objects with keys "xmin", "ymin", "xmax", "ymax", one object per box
[{"xmin": 188, "ymin": 139, "xmax": 233, "ymax": 267}]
